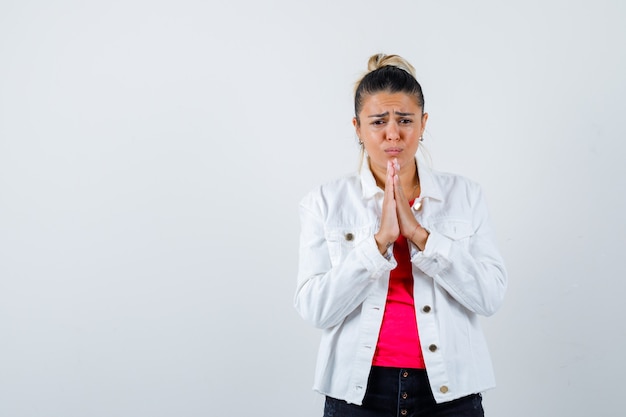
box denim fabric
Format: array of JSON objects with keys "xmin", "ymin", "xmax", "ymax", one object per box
[
  {"xmin": 323, "ymin": 367, "xmax": 484, "ymax": 417},
  {"xmin": 296, "ymin": 155, "xmax": 507, "ymax": 405}
]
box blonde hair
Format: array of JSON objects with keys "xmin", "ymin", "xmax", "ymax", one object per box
[{"xmin": 354, "ymin": 53, "xmax": 417, "ymax": 93}]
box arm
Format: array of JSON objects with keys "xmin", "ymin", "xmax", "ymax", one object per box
[
  {"xmin": 294, "ymin": 201, "xmax": 394, "ymax": 329},
  {"xmin": 412, "ymin": 186, "xmax": 508, "ymax": 316}
]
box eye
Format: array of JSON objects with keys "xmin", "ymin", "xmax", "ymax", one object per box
[
  {"xmin": 399, "ymin": 118, "xmax": 413, "ymax": 124},
  {"xmin": 370, "ymin": 119, "xmax": 386, "ymax": 126}
]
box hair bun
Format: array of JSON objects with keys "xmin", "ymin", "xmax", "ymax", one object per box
[{"xmin": 367, "ymin": 53, "xmax": 416, "ymax": 77}]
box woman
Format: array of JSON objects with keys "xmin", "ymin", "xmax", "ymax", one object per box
[{"xmin": 295, "ymin": 53, "xmax": 507, "ymax": 417}]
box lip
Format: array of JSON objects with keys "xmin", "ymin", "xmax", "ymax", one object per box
[{"xmin": 384, "ymin": 148, "xmax": 403, "ymax": 155}]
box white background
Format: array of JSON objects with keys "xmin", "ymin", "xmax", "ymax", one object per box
[{"xmin": 1, "ymin": 1, "xmax": 625, "ymax": 416}]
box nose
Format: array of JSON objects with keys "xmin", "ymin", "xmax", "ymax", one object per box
[{"xmin": 385, "ymin": 121, "xmax": 400, "ymax": 141}]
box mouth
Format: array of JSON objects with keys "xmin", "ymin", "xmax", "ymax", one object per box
[{"xmin": 384, "ymin": 148, "xmax": 403, "ymax": 156}]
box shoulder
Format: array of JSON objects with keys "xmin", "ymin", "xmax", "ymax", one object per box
[
  {"xmin": 424, "ymin": 167, "xmax": 485, "ymax": 204},
  {"xmin": 432, "ymin": 169, "xmax": 481, "ymax": 189},
  {"xmin": 299, "ymin": 172, "xmax": 361, "ymax": 213}
]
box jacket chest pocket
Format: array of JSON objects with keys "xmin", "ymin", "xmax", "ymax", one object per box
[
  {"xmin": 430, "ymin": 219, "xmax": 474, "ymax": 247},
  {"xmin": 325, "ymin": 225, "xmax": 373, "ymax": 266}
]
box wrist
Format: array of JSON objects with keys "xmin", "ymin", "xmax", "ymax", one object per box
[
  {"xmin": 409, "ymin": 224, "xmax": 429, "ymax": 251},
  {"xmin": 375, "ymin": 233, "xmax": 394, "ymax": 255}
]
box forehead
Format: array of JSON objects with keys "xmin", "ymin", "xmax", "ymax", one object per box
[{"xmin": 360, "ymin": 91, "xmax": 421, "ymax": 113}]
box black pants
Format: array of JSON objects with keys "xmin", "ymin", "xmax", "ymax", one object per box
[{"xmin": 323, "ymin": 367, "xmax": 484, "ymax": 417}]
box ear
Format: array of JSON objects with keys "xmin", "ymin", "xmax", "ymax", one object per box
[
  {"xmin": 421, "ymin": 112, "xmax": 429, "ymax": 135},
  {"xmin": 353, "ymin": 117, "xmax": 360, "ymax": 137}
]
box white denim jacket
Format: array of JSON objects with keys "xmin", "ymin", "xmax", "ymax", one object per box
[{"xmin": 294, "ymin": 157, "xmax": 507, "ymax": 405}]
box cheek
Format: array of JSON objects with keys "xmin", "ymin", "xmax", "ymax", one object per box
[{"xmin": 361, "ymin": 128, "xmax": 379, "ymax": 141}]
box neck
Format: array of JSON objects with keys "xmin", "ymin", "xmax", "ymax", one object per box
[{"xmin": 399, "ymin": 160, "xmax": 419, "ymax": 190}]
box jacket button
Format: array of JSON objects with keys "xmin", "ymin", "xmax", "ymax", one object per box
[
  {"xmin": 422, "ymin": 305, "xmax": 431, "ymax": 313},
  {"xmin": 440, "ymin": 385, "xmax": 449, "ymax": 394},
  {"xmin": 345, "ymin": 233, "xmax": 354, "ymax": 241},
  {"xmin": 400, "ymin": 410, "xmax": 408, "ymax": 416},
  {"xmin": 429, "ymin": 344, "xmax": 437, "ymax": 352},
  {"xmin": 402, "ymin": 371, "xmax": 409, "ymax": 378},
  {"xmin": 401, "ymin": 392, "xmax": 408, "ymax": 399}
]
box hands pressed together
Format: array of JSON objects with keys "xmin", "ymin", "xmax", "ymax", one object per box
[{"xmin": 375, "ymin": 159, "xmax": 429, "ymax": 255}]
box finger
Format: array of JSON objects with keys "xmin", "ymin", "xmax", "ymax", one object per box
[
  {"xmin": 392, "ymin": 159, "xmax": 402, "ymax": 191},
  {"xmin": 387, "ymin": 160, "xmax": 394, "ymax": 181},
  {"xmin": 385, "ymin": 161, "xmax": 395, "ymax": 198},
  {"xmin": 393, "ymin": 172, "xmax": 406, "ymax": 201}
]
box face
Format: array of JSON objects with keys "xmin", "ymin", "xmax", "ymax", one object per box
[{"xmin": 353, "ymin": 91, "xmax": 428, "ymax": 176}]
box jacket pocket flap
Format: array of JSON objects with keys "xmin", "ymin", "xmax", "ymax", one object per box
[
  {"xmin": 433, "ymin": 220, "xmax": 473, "ymax": 240},
  {"xmin": 325, "ymin": 225, "xmax": 372, "ymax": 244}
]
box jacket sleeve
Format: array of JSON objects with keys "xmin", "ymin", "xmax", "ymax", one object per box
[
  {"xmin": 294, "ymin": 196, "xmax": 394, "ymax": 329},
  {"xmin": 412, "ymin": 185, "xmax": 507, "ymax": 316}
]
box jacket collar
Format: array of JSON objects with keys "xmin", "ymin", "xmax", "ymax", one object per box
[{"xmin": 359, "ymin": 156, "xmax": 444, "ymax": 202}]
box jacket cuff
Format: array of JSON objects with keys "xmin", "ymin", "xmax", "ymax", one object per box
[
  {"xmin": 356, "ymin": 236, "xmax": 397, "ymax": 279},
  {"xmin": 411, "ymin": 230, "xmax": 452, "ymax": 276}
]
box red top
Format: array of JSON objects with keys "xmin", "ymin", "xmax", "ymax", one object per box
[{"xmin": 372, "ymin": 212, "xmax": 425, "ymax": 368}]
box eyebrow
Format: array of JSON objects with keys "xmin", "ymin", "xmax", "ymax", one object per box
[{"xmin": 367, "ymin": 111, "xmax": 416, "ymax": 118}]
